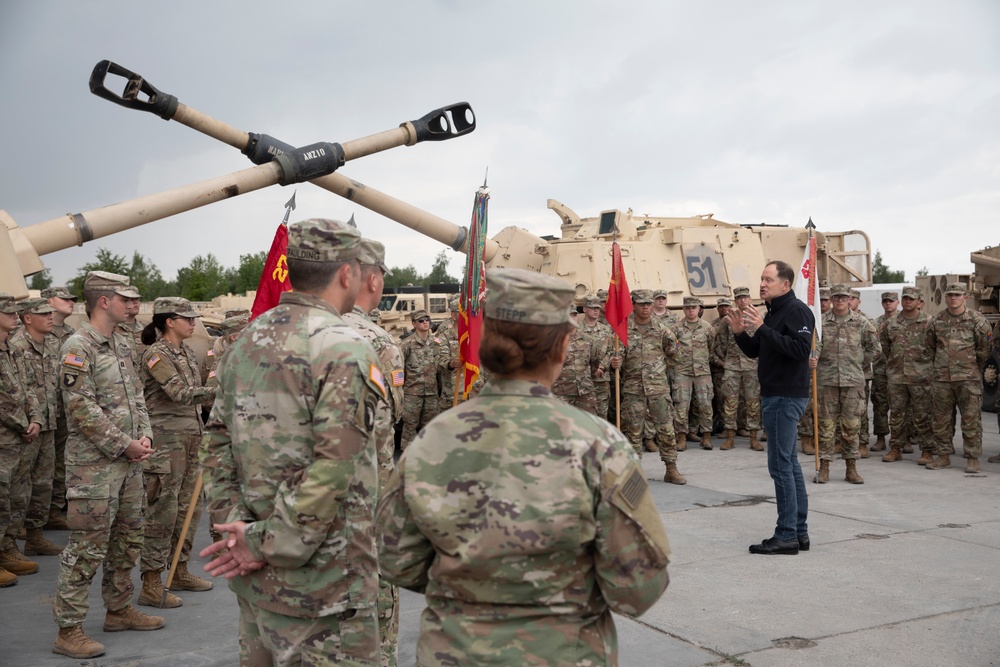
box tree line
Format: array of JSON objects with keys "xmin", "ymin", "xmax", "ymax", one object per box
[{"xmin": 29, "ymin": 248, "xmax": 459, "ymax": 302}]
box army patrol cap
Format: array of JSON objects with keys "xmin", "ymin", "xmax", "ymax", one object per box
[
  {"xmin": 820, "ymin": 287, "xmax": 831, "ymax": 299},
  {"xmin": 733, "ymin": 286, "xmax": 751, "ymax": 298},
  {"xmin": 830, "ymin": 284, "xmax": 851, "ymax": 298},
  {"xmin": 901, "ymin": 286, "xmax": 922, "ymax": 299},
  {"xmin": 881, "ymin": 291, "xmax": 899, "ymax": 302},
  {"xmin": 220, "ymin": 314, "xmax": 249, "ymax": 334},
  {"xmin": 448, "ymin": 295, "xmax": 460, "ymax": 312},
  {"xmin": 224, "ymin": 308, "xmax": 249, "ymax": 318},
  {"xmin": 84, "ymin": 271, "xmax": 141, "ymax": 298},
  {"xmin": 683, "ymin": 296, "xmax": 703, "ymax": 307},
  {"xmin": 596, "ymin": 289, "xmax": 608, "ymax": 299},
  {"xmin": 485, "ymin": 267, "xmax": 575, "ymax": 325},
  {"xmin": 286, "ymin": 218, "xmax": 362, "ymax": 263},
  {"xmin": 653, "ymin": 289, "xmax": 668, "ymax": 299},
  {"xmin": 717, "ymin": 297, "xmax": 733, "ymax": 307},
  {"xmin": 583, "ymin": 296, "xmax": 603, "ymax": 308},
  {"xmin": 153, "ymin": 297, "xmax": 200, "ymax": 318},
  {"xmin": 849, "ymin": 288, "xmax": 861, "ymax": 299},
  {"xmin": 41, "ymin": 286, "xmax": 77, "ymax": 301},
  {"xmin": 944, "ymin": 282, "xmax": 967, "ymax": 295},
  {"xmin": 359, "ymin": 238, "xmax": 391, "ymax": 275},
  {"xmin": 17, "ymin": 298, "xmax": 54, "ymax": 315},
  {"xmin": 410, "ymin": 309, "xmax": 430, "ymax": 322},
  {"xmin": 0, "ymin": 293, "xmax": 18, "ymax": 314},
  {"xmin": 631, "ymin": 289, "xmax": 654, "ymax": 304}
]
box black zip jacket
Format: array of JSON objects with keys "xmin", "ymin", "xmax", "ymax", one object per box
[{"xmin": 734, "ymin": 290, "xmax": 814, "ymax": 398}]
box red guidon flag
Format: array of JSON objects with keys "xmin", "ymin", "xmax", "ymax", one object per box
[
  {"xmin": 250, "ymin": 223, "xmax": 292, "ymax": 320},
  {"xmin": 605, "ymin": 241, "xmax": 632, "ymax": 346}
]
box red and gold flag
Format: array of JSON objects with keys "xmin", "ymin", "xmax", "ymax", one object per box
[
  {"xmin": 605, "ymin": 241, "xmax": 632, "ymax": 346},
  {"xmin": 250, "ymin": 223, "xmax": 292, "ymax": 320}
]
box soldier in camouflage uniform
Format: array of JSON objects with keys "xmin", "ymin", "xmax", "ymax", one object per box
[
  {"xmin": 399, "ymin": 309, "xmax": 448, "ymax": 450},
  {"xmin": 580, "ymin": 295, "xmax": 615, "ymax": 422},
  {"xmin": 671, "ymin": 296, "xmax": 716, "ymax": 450},
  {"xmin": 649, "ymin": 289, "xmax": 680, "ymax": 446},
  {"xmin": 848, "ymin": 288, "xmax": 875, "ymax": 455},
  {"xmin": 798, "ymin": 287, "xmax": 830, "ymax": 453},
  {"xmin": 879, "ymin": 286, "xmax": 935, "ymax": 464},
  {"xmin": 926, "ymin": 283, "xmax": 993, "ymax": 473},
  {"xmin": 138, "ymin": 297, "xmax": 217, "ymax": 609},
  {"xmin": 436, "ymin": 296, "xmax": 461, "ymax": 413},
  {"xmin": 116, "ymin": 292, "xmax": 145, "ymax": 360},
  {"xmin": 43, "ymin": 286, "xmax": 78, "ymax": 529},
  {"xmin": 203, "ymin": 314, "xmax": 249, "ymax": 391},
  {"xmin": 52, "ymin": 272, "xmax": 163, "ymax": 660},
  {"xmin": 342, "ymin": 237, "xmax": 402, "ymax": 667},
  {"xmin": 811, "ymin": 284, "xmax": 881, "ymax": 484},
  {"xmin": 715, "ymin": 289, "xmax": 763, "ymax": 451},
  {"xmin": 611, "ymin": 290, "xmax": 687, "ymax": 484},
  {"xmin": 551, "ymin": 319, "xmax": 600, "ymax": 414},
  {"xmin": 377, "ymin": 268, "xmax": 670, "ymax": 667},
  {"xmin": 9, "ymin": 299, "xmax": 64, "ymax": 557},
  {"xmin": 869, "ymin": 292, "xmax": 898, "ymax": 452},
  {"xmin": 0, "ymin": 293, "xmax": 43, "ymax": 588},
  {"xmin": 199, "ymin": 219, "xmax": 385, "ymax": 667},
  {"xmin": 710, "ymin": 298, "xmax": 730, "ymax": 436},
  {"xmin": 991, "ymin": 319, "xmax": 1000, "ymax": 461}
]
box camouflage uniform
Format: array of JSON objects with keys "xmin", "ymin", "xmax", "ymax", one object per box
[
  {"xmin": 879, "ymin": 297, "xmax": 934, "ymax": 456},
  {"xmin": 551, "ymin": 321, "xmax": 600, "ymax": 414},
  {"xmin": 619, "ymin": 312, "xmax": 678, "ymax": 460},
  {"xmin": 201, "ymin": 219, "xmax": 384, "ymax": 666},
  {"xmin": 648, "ymin": 303, "xmax": 678, "ymax": 438},
  {"xmin": 139, "ymin": 300, "xmax": 217, "ymax": 577},
  {"xmin": 852, "ymin": 299, "xmax": 875, "ymax": 444},
  {"xmin": 46, "ymin": 294, "xmax": 77, "ymax": 520},
  {"xmin": 670, "ymin": 304, "xmax": 716, "ymax": 437},
  {"xmin": 400, "ymin": 320, "xmax": 448, "ymax": 449},
  {"xmin": 714, "ymin": 316, "xmax": 761, "ymax": 432},
  {"xmin": 928, "ymin": 291, "xmax": 993, "ymax": 461},
  {"xmin": 578, "ymin": 310, "xmax": 614, "ymax": 421},
  {"xmin": 376, "ymin": 268, "xmax": 670, "ymax": 667},
  {"xmin": 871, "ymin": 293, "xmax": 897, "ymax": 443},
  {"xmin": 815, "ymin": 305, "xmax": 881, "ymax": 462},
  {"xmin": 116, "ymin": 319, "xmax": 145, "ymax": 360},
  {"xmin": 203, "ymin": 314, "xmax": 249, "ymax": 391},
  {"xmin": 53, "ymin": 274, "xmax": 153, "ymax": 628}
]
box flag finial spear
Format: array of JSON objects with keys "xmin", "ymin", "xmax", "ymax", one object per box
[
  {"xmin": 805, "ymin": 216, "xmax": 815, "ymax": 230},
  {"xmin": 281, "ymin": 190, "xmax": 297, "ymax": 226}
]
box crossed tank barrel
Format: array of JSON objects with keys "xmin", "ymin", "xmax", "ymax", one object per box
[{"xmin": 89, "ymin": 60, "xmax": 500, "ymax": 261}]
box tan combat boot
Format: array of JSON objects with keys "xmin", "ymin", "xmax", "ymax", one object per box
[
  {"xmin": 871, "ymin": 435, "xmax": 887, "ymax": 452},
  {"xmin": 735, "ymin": 428, "xmax": 751, "ymax": 438},
  {"xmin": 675, "ymin": 433, "xmax": 687, "ymax": 452},
  {"xmin": 926, "ymin": 454, "xmax": 952, "ymax": 470},
  {"xmin": 988, "ymin": 453, "xmax": 1000, "ymax": 464},
  {"xmin": 816, "ymin": 460, "xmax": 830, "ymax": 484},
  {"xmin": 138, "ymin": 570, "xmax": 182, "ymax": 609},
  {"xmin": 171, "ymin": 561, "xmax": 214, "ymax": 592},
  {"xmin": 902, "ymin": 443, "xmax": 914, "ymax": 454},
  {"xmin": 43, "ymin": 510, "xmax": 69, "ymax": 531},
  {"xmin": 643, "ymin": 438, "xmax": 658, "ymax": 453},
  {"xmin": 859, "ymin": 444, "xmax": 870, "ymax": 459},
  {"xmin": 103, "ymin": 605, "xmax": 166, "ymax": 632},
  {"xmin": 881, "ymin": 446, "xmax": 903, "ymax": 462},
  {"xmin": 845, "ymin": 459, "xmax": 864, "ymax": 484},
  {"xmin": 801, "ymin": 438, "xmax": 815, "ymax": 455},
  {"xmin": 720, "ymin": 429, "xmax": 735, "ymax": 450},
  {"xmin": 0, "ymin": 565, "xmax": 17, "ymax": 588},
  {"xmin": 686, "ymin": 432, "xmax": 699, "ymax": 443},
  {"xmin": 0, "ymin": 545, "xmax": 39, "ymax": 575},
  {"xmin": 700, "ymin": 432, "xmax": 713, "ymax": 450},
  {"xmin": 965, "ymin": 457, "xmax": 980, "ymax": 474},
  {"xmin": 917, "ymin": 450, "xmax": 934, "ymax": 466},
  {"xmin": 25, "ymin": 528, "xmax": 64, "ymax": 556},
  {"xmin": 663, "ymin": 462, "xmax": 687, "ymax": 485},
  {"xmin": 52, "ymin": 625, "xmax": 105, "ymax": 659},
  {"xmin": 750, "ymin": 431, "xmax": 764, "ymax": 451}
]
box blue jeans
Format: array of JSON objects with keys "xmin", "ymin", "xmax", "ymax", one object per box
[{"xmin": 761, "ymin": 395, "xmax": 809, "ymax": 541}]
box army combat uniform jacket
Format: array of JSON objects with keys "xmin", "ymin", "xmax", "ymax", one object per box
[{"xmin": 619, "ymin": 315, "xmax": 677, "ymax": 396}]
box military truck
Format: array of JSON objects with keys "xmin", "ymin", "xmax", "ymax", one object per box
[
  {"xmin": 377, "ymin": 284, "xmax": 460, "ymax": 339},
  {"xmin": 916, "ymin": 245, "xmax": 1000, "ymax": 412}
]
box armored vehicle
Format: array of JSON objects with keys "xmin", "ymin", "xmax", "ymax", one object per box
[{"xmin": 377, "ymin": 284, "xmax": 460, "ymax": 338}]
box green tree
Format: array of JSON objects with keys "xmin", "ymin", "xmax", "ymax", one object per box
[
  {"xmin": 872, "ymin": 250, "xmax": 905, "ymax": 283},
  {"xmin": 128, "ymin": 251, "xmax": 174, "ymax": 300},
  {"xmin": 916, "ymin": 266, "xmax": 929, "ymax": 276},
  {"xmin": 424, "ymin": 250, "xmax": 458, "ymax": 286},
  {"xmin": 29, "ymin": 269, "xmax": 52, "ymax": 291},
  {"xmin": 383, "ymin": 264, "xmax": 423, "ymax": 290},
  {"xmin": 69, "ymin": 247, "xmax": 130, "ymax": 295},
  {"xmin": 176, "ymin": 254, "xmax": 228, "ymax": 301},
  {"xmin": 231, "ymin": 251, "xmax": 267, "ymax": 294}
]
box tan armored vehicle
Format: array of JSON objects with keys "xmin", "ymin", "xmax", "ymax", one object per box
[{"xmin": 377, "ymin": 284, "xmax": 460, "ymax": 339}]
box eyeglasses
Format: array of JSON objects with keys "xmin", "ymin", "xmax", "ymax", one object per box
[
  {"xmin": 171, "ymin": 316, "xmax": 197, "ymax": 324},
  {"xmin": 415, "ymin": 318, "xmax": 430, "ymax": 324}
]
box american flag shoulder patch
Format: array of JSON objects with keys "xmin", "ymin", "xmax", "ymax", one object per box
[
  {"xmin": 146, "ymin": 354, "xmax": 161, "ymax": 370},
  {"xmin": 63, "ymin": 353, "xmax": 85, "ymax": 368},
  {"xmin": 391, "ymin": 369, "xmax": 404, "ymax": 386},
  {"xmin": 206, "ymin": 349, "xmax": 214, "ymax": 357},
  {"xmin": 208, "ymin": 370, "xmax": 216, "ymax": 379},
  {"xmin": 369, "ymin": 364, "xmax": 386, "ymax": 398}
]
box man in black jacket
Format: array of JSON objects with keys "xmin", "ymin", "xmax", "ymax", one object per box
[{"xmin": 726, "ymin": 261, "xmax": 814, "ymax": 555}]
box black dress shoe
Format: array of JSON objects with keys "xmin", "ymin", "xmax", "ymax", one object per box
[
  {"xmin": 798, "ymin": 534, "xmax": 810, "ymax": 551},
  {"xmin": 749, "ymin": 537, "xmax": 799, "ymax": 555}
]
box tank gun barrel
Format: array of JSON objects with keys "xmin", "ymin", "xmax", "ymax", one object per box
[{"xmin": 89, "ymin": 60, "xmax": 500, "ymax": 260}]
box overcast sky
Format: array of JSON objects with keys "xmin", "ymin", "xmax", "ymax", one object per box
[{"xmin": 1, "ymin": 1, "xmax": 997, "ymax": 289}]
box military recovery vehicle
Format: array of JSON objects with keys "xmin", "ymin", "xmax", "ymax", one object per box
[{"xmin": 916, "ymin": 245, "xmax": 1000, "ymax": 412}]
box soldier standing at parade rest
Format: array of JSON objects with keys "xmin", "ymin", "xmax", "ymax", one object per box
[
  {"xmin": 716, "ymin": 289, "xmax": 763, "ymax": 451},
  {"xmin": 399, "ymin": 309, "xmax": 448, "ymax": 450},
  {"xmin": 0, "ymin": 292, "xmax": 43, "ymax": 588},
  {"xmin": 199, "ymin": 219, "xmax": 386, "ymax": 667},
  {"xmin": 376, "ymin": 267, "xmax": 670, "ymax": 667},
  {"xmin": 672, "ymin": 296, "xmax": 717, "ymax": 450},
  {"xmin": 42, "ymin": 286, "xmax": 78, "ymax": 529},
  {"xmin": 341, "ymin": 236, "xmax": 403, "ymax": 667},
  {"xmin": 551, "ymin": 315, "xmax": 600, "ymax": 415},
  {"xmin": 809, "ymin": 284, "xmax": 881, "ymax": 484},
  {"xmin": 879, "ymin": 286, "xmax": 935, "ymax": 464},
  {"xmin": 610, "ymin": 289, "xmax": 687, "ymax": 484},
  {"xmin": 116, "ymin": 291, "xmax": 144, "ymax": 359},
  {"xmin": 926, "ymin": 283, "xmax": 993, "ymax": 473},
  {"xmin": 202, "ymin": 314, "xmax": 249, "ymax": 390},
  {"xmin": 848, "ymin": 288, "xmax": 875, "ymax": 456},
  {"xmin": 137, "ymin": 297, "xmax": 217, "ymax": 610},
  {"xmin": 710, "ymin": 298, "xmax": 730, "ymax": 436},
  {"xmin": 869, "ymin": 292, "xmax": 898, "ymax": 452},
  {"xmin": 52, "ymin": 272, "xmax": 162, "ymax": 660},
  {"xmin": 580, "ymin": 295, "xmax": 615, "ymax": 422},
  {"xmin": 10, "ymin": 299, "xmax": 64, "ymax": 557},
  {"xmin": 727, "ymin": 261, "xmax": 814, "ymax": 555}
]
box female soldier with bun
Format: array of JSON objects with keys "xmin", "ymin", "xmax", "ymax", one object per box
[
  {"xmin": 377, "ymin": 268, "xmax": 671, "ymax": 667},
  {"xmin": 137, "ymin": 297, "xmax": 216, "ymax": 608}
]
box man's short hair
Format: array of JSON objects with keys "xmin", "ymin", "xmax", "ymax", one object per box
[
  {"xmin": 767, "ymin": 260, "xmax": 795, "ymax": 286},
  {"xmin": 288, "ymin": 257, "xmax": 354, "ymax": 293}
]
